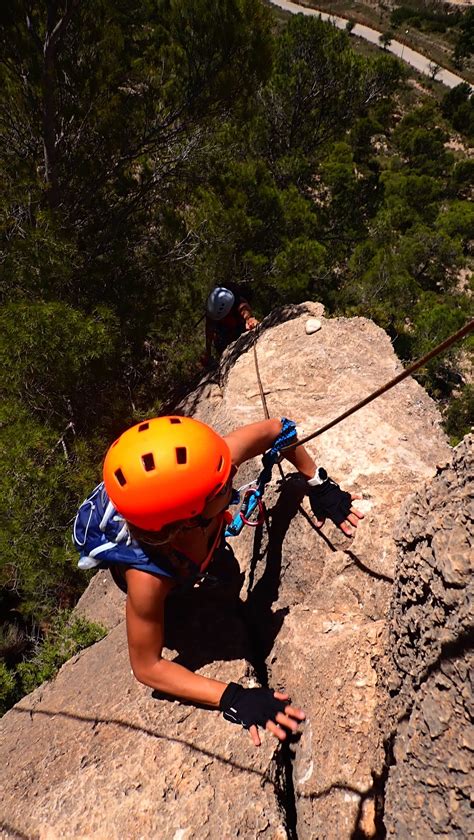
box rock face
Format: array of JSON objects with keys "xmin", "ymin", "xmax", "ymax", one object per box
[
  {"xmin": 381, "ymin": 435, "xmax": 473, "ymax": 839},
  {"xmin": 0, "ymin": 304, "xmax": 452, "ymax": 839}
]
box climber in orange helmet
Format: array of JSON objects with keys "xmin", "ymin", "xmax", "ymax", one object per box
[{"xmin": 74, "ymin": 415, "xmax": 364, "ymax": 745}]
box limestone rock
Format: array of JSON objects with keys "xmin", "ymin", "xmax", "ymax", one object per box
[
  {"xmin": 0, "ymin": 304, "xmax": 451, "ymax": 839},
  {"xmin": 381, "ymin": 435, "xmax": 473, "ymax": 839},
  {"xmin": 181, "ymin": 304, "xmax": 450, "ymax": 838},
  {"xmin": 74, "ymin": 568, "xmax": 125, "ymax": 631},
  {"xmin": 305, "ymin": 318, "xmax": 321, "ymax": 335}
]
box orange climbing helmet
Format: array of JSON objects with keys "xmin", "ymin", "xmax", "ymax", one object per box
[{"xmin": 103, "ymin": 416, "xmax": 232, "ymax": 531}]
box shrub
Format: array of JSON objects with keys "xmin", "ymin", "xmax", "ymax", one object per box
[
  {"xmin": 0, "ymin": 612, "xmax": 106, "ymax": 715},
  {"xmin": 443, "ymin": 385, "xmax": 474, "ymax": 445}
]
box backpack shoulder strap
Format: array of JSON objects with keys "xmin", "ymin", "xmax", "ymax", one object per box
[{"xmin": 72, "ymin": 484, "xmax": 176, "ymax": 579}]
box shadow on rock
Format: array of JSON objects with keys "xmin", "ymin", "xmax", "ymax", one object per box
[
  {"xmin": 243, "ymin": 476, "xmax": 305, "ymax": 683},
  {"xmin": 162, "ymin": 543, "xmax": 249, "ymax": 672},
  {"xmin": 154, "ymin": 475, "xmax": 305, "ymax": 689}
]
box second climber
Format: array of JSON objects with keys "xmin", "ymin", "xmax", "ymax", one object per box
[{"xmin": 202, "ymin": 284, "xmax": 259, "ymax": 365}]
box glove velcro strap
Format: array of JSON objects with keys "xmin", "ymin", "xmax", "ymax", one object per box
[{"xmin": 219, "ymin": 682, "xmax": 241, "ymax": 713}]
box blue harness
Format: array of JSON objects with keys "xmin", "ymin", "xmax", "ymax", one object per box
[{"xmin": 225, "ymin": 418, "xmax": 297, "ymax": 537}]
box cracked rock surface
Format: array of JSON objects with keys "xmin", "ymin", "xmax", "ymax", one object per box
[
  {"xmin": 0, "ymin": 304, "xmax": 451, "ymax": 839},
  {"xmin": 381, "ymin": 435, "xmax": 473, "ymax": 839}
]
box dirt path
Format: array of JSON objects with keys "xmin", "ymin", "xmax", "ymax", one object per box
[{"xmin": 268, "ymin": 0, "xmax": 473, "ymax": 91}]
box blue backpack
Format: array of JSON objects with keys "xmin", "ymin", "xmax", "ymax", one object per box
[
  {"xmin": 72, "ymin": 483, "xmax": 176, "ymax": 580},
  {"xmin": 72, "ymin": 418, "xmax": 298, "ymax": 586}
]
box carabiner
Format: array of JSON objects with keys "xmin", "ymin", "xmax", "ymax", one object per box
[{"xmin": 240, "ymin": 490, "xmax": 265, "ymax": 527}]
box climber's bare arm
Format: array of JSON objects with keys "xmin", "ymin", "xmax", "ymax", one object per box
[
  {"xmin": 125, "ymin": 568, "xmax": 305, "ymax": 745},
  {"xmin": 224, "ymin": 418, "xmax": 315, "ymax": 478},
  {"xmin": 237, "ymin": 299, "xmax": 258, "ymax": 330},
  {"xmin": 225, "ymin": 420, "xmax": 364, "ymax": 536},
  {"xmin": 125, "ymin": 569, "xmax": 226, "ymax": 707}
]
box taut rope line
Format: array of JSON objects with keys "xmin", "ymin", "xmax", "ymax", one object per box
[
  {"xmin": 276, "ymin": 319, "xmax": 474, "ymax": 454},
  {"xmin": 253, "ymin": 336, "xmax": 285, "ymax": 485},
  {"xmin": 249, "ymin": 316, "xmax": 472, "ymax": 580}
]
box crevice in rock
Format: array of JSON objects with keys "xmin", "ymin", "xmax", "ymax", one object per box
[
  {"xmin": 372, "ymin": 729, "xmax": 397, "ymax": 840},
  {"xmin": 239, "ymin": 594, "xmax": 300, "ymax": 839},
  {"xmin": 275, "ymin": 740, "xmax": 299, "ymax": 840},
  {"xmin": 239, "ymin": 518, "xmax": 300, "ymax": 839},
  {"xmin": 351, "ymin": 724, "xmax": 400, "ymax": 840}
]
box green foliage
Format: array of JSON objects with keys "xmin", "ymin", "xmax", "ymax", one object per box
[
  {"xmin": 397, "ymin": 225, "xmax": 462, "ymax": 292},
  {"xmin": 340, "ymin": 98, "xmax": 471, "ymax": 346},
  {"xmin": 0, "ymin": 662, "xmax": 17, "ymax": 717},
  {"xmin": 345, "ymin": 240, "xmax": 418, "ymax": 326},
  {"xmin": 255, "ymin": 15, "xmax": 402, "ymax": 178},
  {"xmin": 379, "ymin": 31, "xmax": 393, "ymax": 49},
  {"xmin": 153, "ymin": 0, "xmax": 272, "ymax": 112},
  {"xmin": 0, "ymin": 402, "xmax": 101, "ymax": 623},
  {"xmin": 272, "ymin": 237, "xmax": 327, "ymax": 300},
  {"xmin": 450, "ymin": 159, "xmax": 474, "ymax": 196},
  {"xmin": 390, "ymin": 3, "xmax": 461, "ymax": 32},
  {"xmin": 393, "ymin": 108, "xmax": 453, "ymax": 177},
  {"xmin": 318, "ymin": 142, "xmax": 382, "ymax": 249},
  {"xmin": 388, "ymin": 105, "xmax": 451, "ymax": 167},
  {"xmin": 453, "ymin": 7, "xmax": 474, "ymax": 68},
  {"xmin": 441, "ymin": 84, "xmax": 474, "ymax": 139},
  {"xmin": 0, "ymin": 2, "xmax": 471, "ymax": 716},
  {"xmin": 17, "ymin": 613, "xmax": 106, "ymax": 694},
  {"xmin": 0, "ymin": 613, "xmax": 106, "ymax": 716},
  {"xmin": 408, "ymin": 293, "xmax": 472, "ymax": 395},
  {"xmin": 0, "ymin": 303, "xmax": 121, "ymax": 427},
  {"xmin": 443, "ymin": 385, "xmax": 474, "ymax": 445},
  {"xmin": 381, "ymin": 171, "xmax": 443, "ymax": 227},
  {"xmin": 436, "ymin": 201, "xmax": 474, "ymax": 241}
]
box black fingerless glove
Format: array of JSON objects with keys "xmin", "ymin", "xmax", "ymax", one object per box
[
  {"xmin": 308, "ymin": 475, "xmax": 352, "ymax": 527},
  {"xmin": 219, "ymin": 682, "xmax": 287, "ymax": 729}
]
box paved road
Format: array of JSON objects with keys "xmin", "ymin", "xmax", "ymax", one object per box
[{"xmin": 268, "ymin": 0, "xmax": 472, "ymax": 91}]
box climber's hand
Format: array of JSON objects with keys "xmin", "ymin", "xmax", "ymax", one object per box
[
  {"xmin": 249, "ymin": 692, "xmax": 306, "ymax": 747},
  {"xmin": 219, "ymin": 683, "xmax": 305, "ymax": 747},
  {"xmin": 308, "ymin": 478, "xmax": 364, "ymax": 537},
  {"xmin": 245, "ymin": 317, "xmax": 259, "ymax": 331}
]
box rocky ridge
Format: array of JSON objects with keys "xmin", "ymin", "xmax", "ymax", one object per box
[
  {"xmin": 0, "ymin": 303, "xmax": 453, "ymax": 839},
  {"xmin": 381, "ymin": 434, "xmax": 473, "ymax": 838}
]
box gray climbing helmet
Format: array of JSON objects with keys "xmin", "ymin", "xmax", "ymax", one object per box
[{"xmin": 206, "ymin": 287, "xmax": 235, "ymax": 320}]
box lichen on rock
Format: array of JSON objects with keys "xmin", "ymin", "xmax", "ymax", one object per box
[{"xmin": 381, "ymin": 435, "xmax": 473, "ymax": 839}]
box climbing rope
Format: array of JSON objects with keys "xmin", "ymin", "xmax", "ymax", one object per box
[
  {"xmin": 253, "ymin": 338, "xmax": 270, "ymax": 421},
  {"xmin": 278, "ymin": 319, "xmax": 474, "ymax": 455},
  {"xmin": 225, "ymin": 326, "xmax": 287, "ymax": 537},
  {"xmin": 246, "ymin": 315, "xmax": 472, "ymax": 581},
  {"xmin": 227, "ymin": 317, "xmax": 473, "ymax": 538}
]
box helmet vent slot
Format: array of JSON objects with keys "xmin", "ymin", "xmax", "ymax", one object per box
[
  {"xmin": 217, "ymin": 455, "xmax": 224, "ymax": 472},
  {"xmin": 176, "ymin": 447, "xmax": 187, "ymax": 465},
  {"xmin": 142, "ymin": 453, "xmax": 155, "ymax": 472},
  {"xmin": 170, "ymin": 417, "xmax": 181, "ymax": 424},
  {"xmin": 115, "ymin": 468, "xmax": 127, "ymax": 486},
  {"xmin": 138, "ymin": 423, "xmax": 149, "ymax": 432}
]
